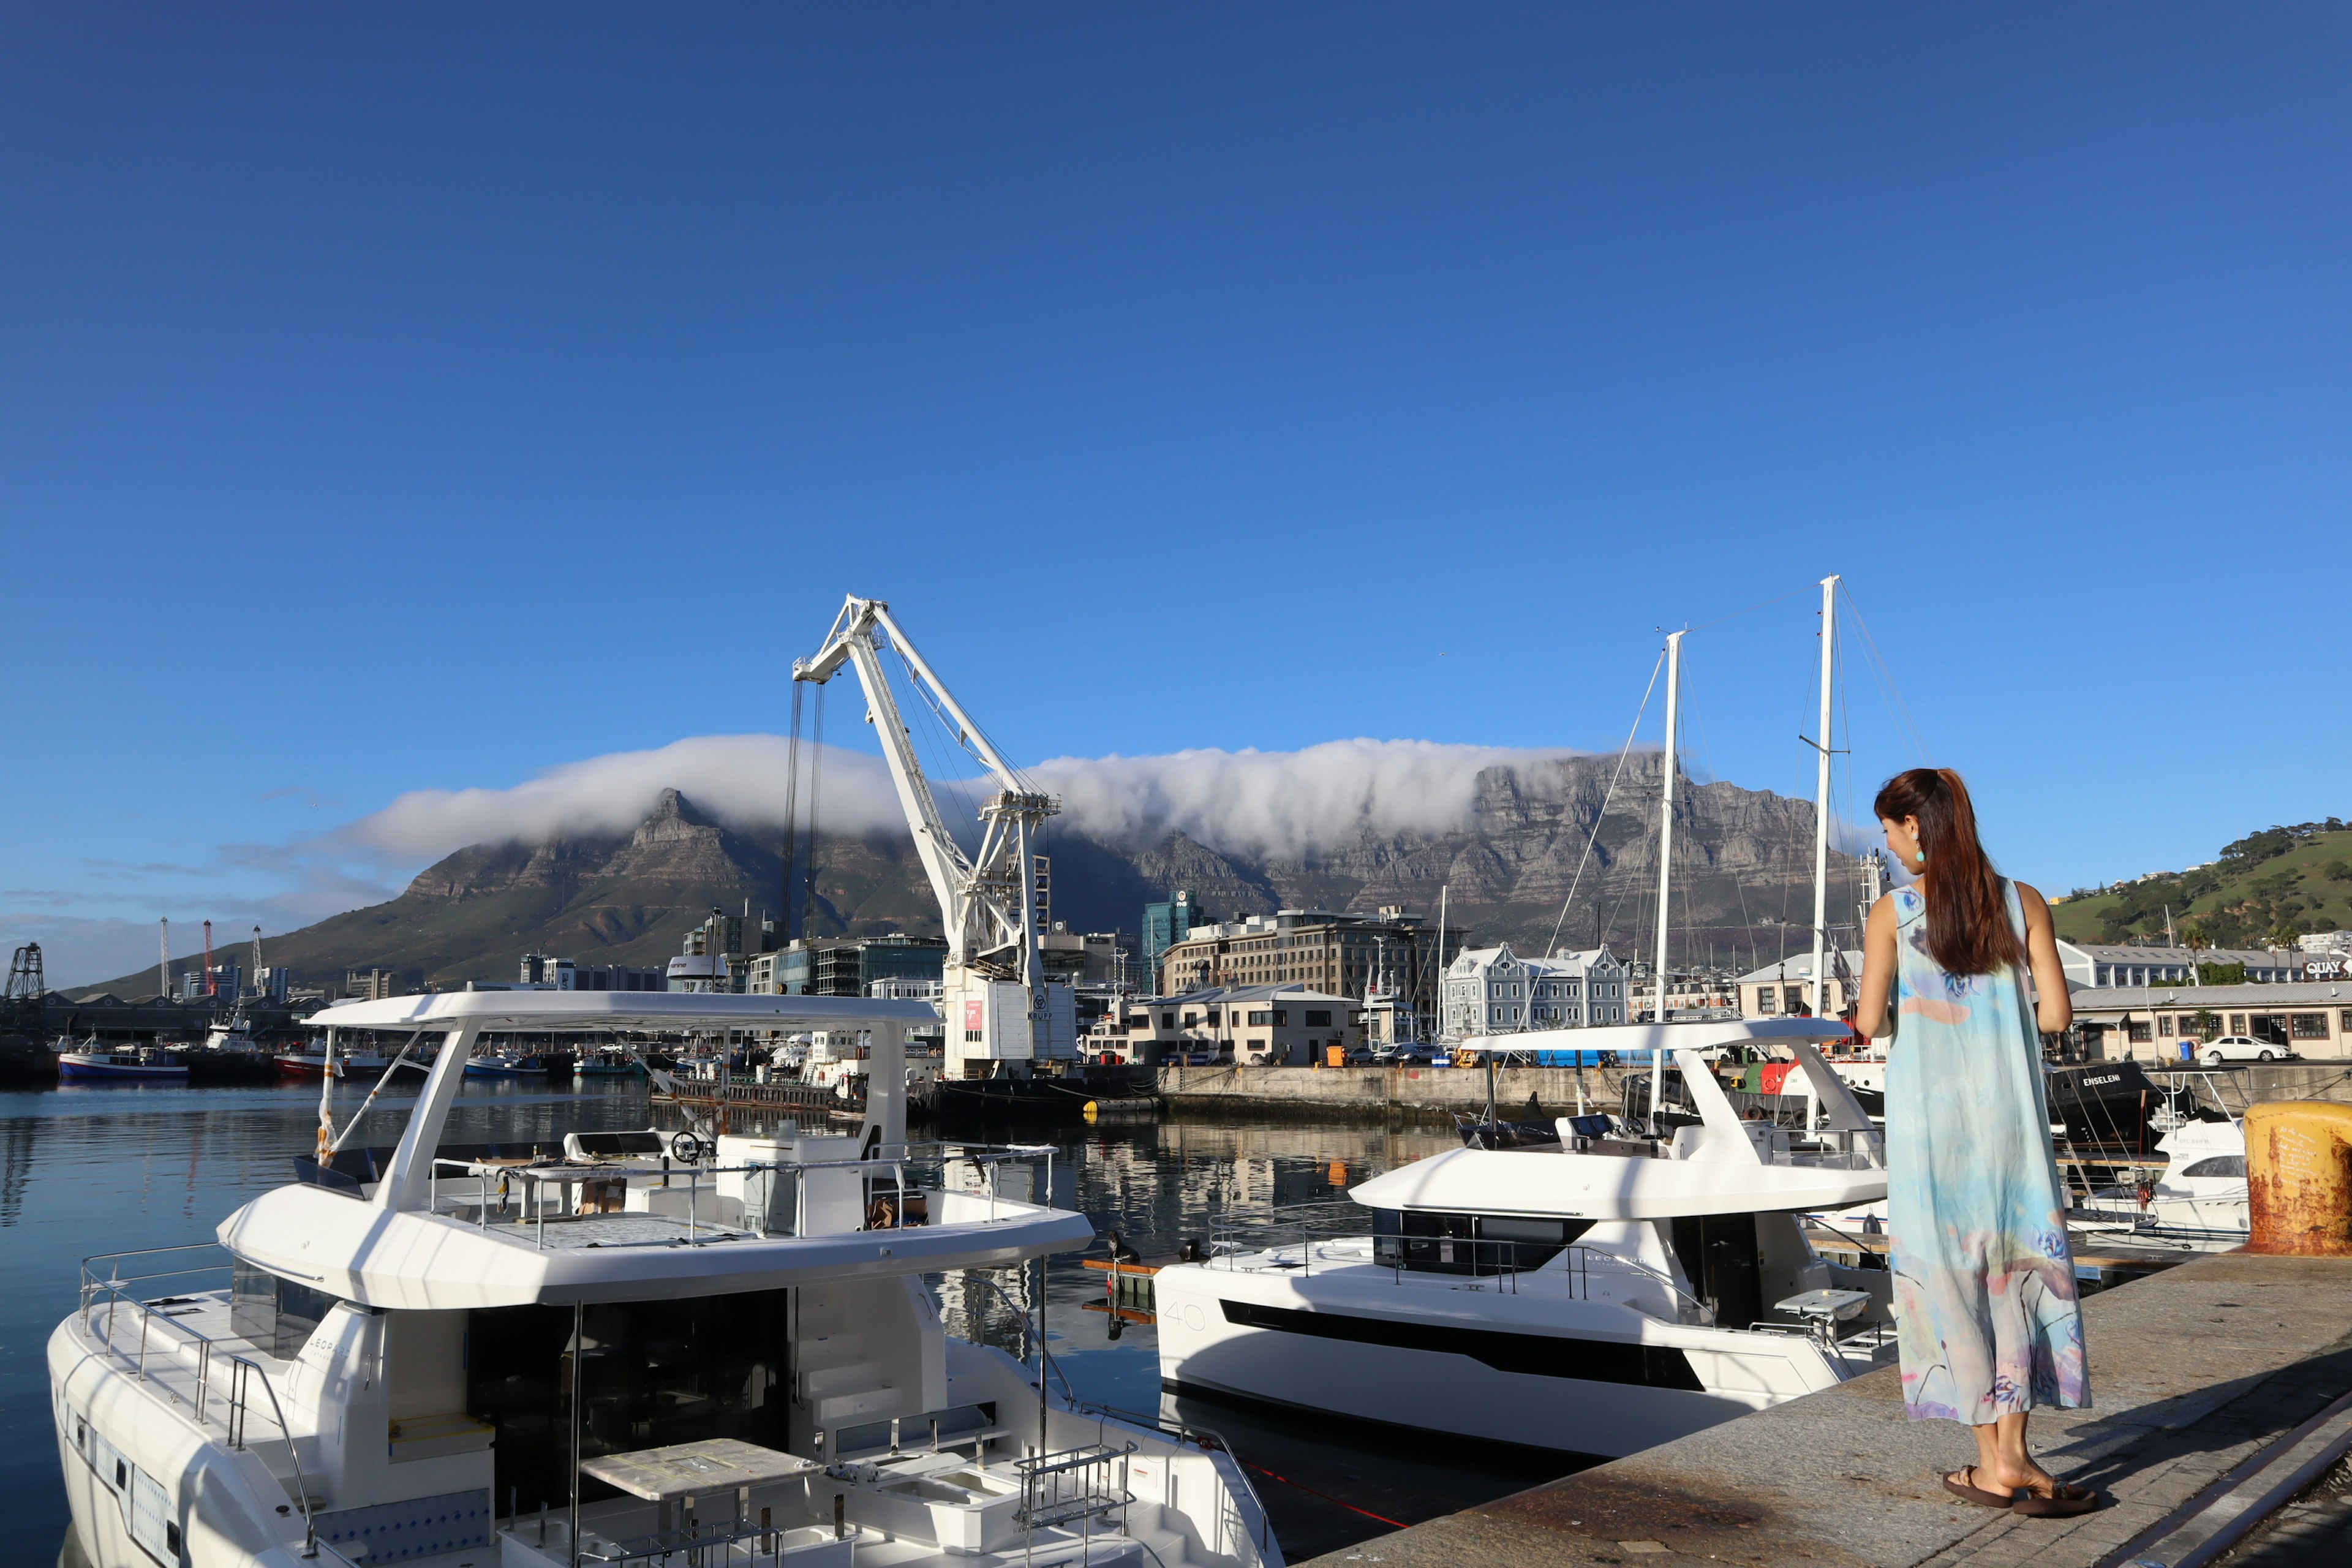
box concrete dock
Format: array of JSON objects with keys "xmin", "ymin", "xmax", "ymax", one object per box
[
  {"xmin": 1159, "ymin": 1061, "xmax": 2352, "ymax": 1125},
  {"xmin": 1297, "ymin": 1251, "xmax": 2352, "ymax": 1567}
]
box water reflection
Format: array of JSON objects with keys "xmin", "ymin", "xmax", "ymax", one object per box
[{"xmin": 4, "ymin": 1084, "xmax": 1556, "ymax": 1567}]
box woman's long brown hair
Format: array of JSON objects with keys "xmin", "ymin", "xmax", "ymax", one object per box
[{"xmin": 1873, "ymin": 767, "xmax": 2022, "ymax": 976}]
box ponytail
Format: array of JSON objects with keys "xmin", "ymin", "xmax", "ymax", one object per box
[{"xmin": 1872, "ymin": 767, "xmax": 2022, "ymax": 976}]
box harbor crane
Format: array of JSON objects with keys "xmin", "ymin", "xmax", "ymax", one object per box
[{"xmin": 794, "ymin": 596, "xmax": 1070, "ymax": 1079}]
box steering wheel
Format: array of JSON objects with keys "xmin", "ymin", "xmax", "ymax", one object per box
[{"xmin": 669, "ymin": 1131, "xmax": 706, "ymax": 1164}]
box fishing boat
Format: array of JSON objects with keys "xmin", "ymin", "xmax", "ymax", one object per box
[
  {"xmin": 274, "ymin": 1039, "xmax": 397, "ymax": 1080},
  {"xmin": 50, "ymin": 989, "xmax": 1277, "ymax": 1568},
  {"xmin": 573, "ymin": 1047, "xmax": 644, "ymax": 1077},
  {"xmin": 1155, "ymin": 1022, "xmax": 1894, "ymax": 1458},
  {"xmin": 463, "ymin": 1050, "xmax": 554, "ymax": 1079},
  {"xmin": 55, "ymin": 1040, "xmax": 190, "ymax": 1083}
]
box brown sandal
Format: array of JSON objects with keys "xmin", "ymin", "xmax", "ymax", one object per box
[
  {"xmin": 1941, "ymin": 1467, "xmax": 2016, "ymax": 1509},
  {"xmin": 2012, "ymin": 1483, "xmax": 2099, "ymax": 1517}
]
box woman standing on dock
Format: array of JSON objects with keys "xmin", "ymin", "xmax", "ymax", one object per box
[{"xmin": 1855, "ymin": 767, "xmax": 2098, "ymax": 1517}]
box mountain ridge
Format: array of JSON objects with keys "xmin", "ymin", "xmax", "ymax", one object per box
[{"xmin": 72, "ymin": 760, "xmax": 1858, "ymax": 998}]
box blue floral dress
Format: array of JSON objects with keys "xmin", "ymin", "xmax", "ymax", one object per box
[{"xmin": 1884, "ymin": 879, "xmax": 2090, "ymax": 1423}]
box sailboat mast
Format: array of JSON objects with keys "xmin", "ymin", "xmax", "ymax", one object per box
[
  {"xmin": 1652, "ymin": 631, "xmax": 1683, "ymax": 1025},
  {"xmin": 1810, "ymin": 574, "xmax": 1840, "ymax": 1017}
]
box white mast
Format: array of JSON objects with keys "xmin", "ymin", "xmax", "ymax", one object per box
[
  {"xmin": 158, "ymin": 918, "xmax": 170, "ymax": 1001},
  {"xmin": 1648, "ymin": 631, "xmax": 1684, "ymax": 1134},
  {"xmin": 1436, "ymin": 883, "xmax": 1449, "ymax": 1041},
  {"xmin": 1809, "ymin": 575, "xmax": 1840, "ymax": 1018},
  {"xmin": 1652, "ymin": 631, "xmax": 1683, "ymax": 1027}
]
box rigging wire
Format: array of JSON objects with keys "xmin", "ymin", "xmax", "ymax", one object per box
[
  {"xmin": 1836, "ymin": 585, "xmax": 1932, "ymax": 764},
  {"xmin": 1686, "ymin": 580, "xmax": 1819, "ymax": 636},
  {"xmin": 1545, "ymin": 647, "xmax": 1667, "ymax": 956}
]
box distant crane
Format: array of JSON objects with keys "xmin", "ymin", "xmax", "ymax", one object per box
[
  {"xmin": 5, "ymin": 943, "xmax": 43, "ymax": 1003},
  {"xmin": 794, "ymin": 596, "xmax": 1068, "ymax": 1080}
]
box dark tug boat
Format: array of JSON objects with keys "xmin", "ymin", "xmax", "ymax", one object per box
[{"xmin": 2043, "ymin": 1061, "xmax": 2179, "ymax": 1152}]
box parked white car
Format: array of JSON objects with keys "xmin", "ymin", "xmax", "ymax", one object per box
[{"xmin": 2199, "ymin": 1035, "xmax": 2297, "ymax": 1065}]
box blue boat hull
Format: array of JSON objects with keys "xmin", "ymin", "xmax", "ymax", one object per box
[{"xmin": 58, "ymin": 1061, "xmax": 189, "ymax": 1082}]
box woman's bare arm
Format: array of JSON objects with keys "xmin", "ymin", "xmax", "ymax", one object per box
[
  {"xmin": 1855, "ymin": 892, "xmax": 1899, "ymax": 1039},
  {"xmin": 2015, "ymin": 881, "xmax": 2071, "ymax": 1035}
]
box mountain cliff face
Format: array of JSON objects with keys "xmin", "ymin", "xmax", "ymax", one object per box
[{"xmin": 75, "ymin": 762, "xmax": 1852, "ymax": 996}]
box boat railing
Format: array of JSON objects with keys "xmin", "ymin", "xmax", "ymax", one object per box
[
  {"xmin": 1755, "ymin": 1124, "xmax": 1885, "ymax": 1171},
  {"xmin": 1202, "ymin": 1200, "xmax": 1718, "ymax": 1322},
  {"xmin": 425, "ymin": 1139, "xmax": 1061, "ymax": 1249},
  {"xmin": 1205, "ymin": 1198, "xmax": 1366, "ymax": 1276},
  {"xmin": 77, "ymin": 1243, "xmax": 319, "ymax": 1558},
  {"xmin": 1062, "ymin": 1401, "xmax": 1275, "ymax": 1555},
  {"xmin": 1015, "ymin": 1441, "xmax": 1136, "ymax": 1531}
]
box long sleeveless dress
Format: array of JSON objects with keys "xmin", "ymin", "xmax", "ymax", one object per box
[{"xmin": 1885, "ymin": 879, "xmax": 2090, "ymax": 1424}]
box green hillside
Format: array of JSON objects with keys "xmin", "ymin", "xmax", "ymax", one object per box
[{"xmin": 2051, "ymin": 820, "xmax": 2352, "ymax": 948}]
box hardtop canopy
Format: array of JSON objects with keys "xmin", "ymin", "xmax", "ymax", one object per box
[{"xmin": 308, "ymin": 989, "xmax": 940, "ymax": 1034}]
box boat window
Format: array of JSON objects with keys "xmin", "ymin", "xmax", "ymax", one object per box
[
  {"xmin": 2179, "ymin": 1155, "xmax": 2246, "ymax": 1178},
  {"xmin": 230, "ymin": 1261, "xmax": 341, "ymax": 1359},
  {"xmin": 470, "ymin": 1289, "xmax": 792, "ymax": 1517},
  {"xmin": 1371, "ymin": 1210, "xmax": 1591, "ymax": 1275},
  {"xmin": 565, "ymin": 1130, "xmax": 665, "ymax": 1157}
]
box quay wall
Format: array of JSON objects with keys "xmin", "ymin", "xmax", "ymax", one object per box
[
  {"xmin": 1154, "ymin": 1060, "xmax": 2352, "ymax": 1124},
  {"xmin": 1156, "ymin": 1064, "xmax": 1641, "ymax": 1124}
]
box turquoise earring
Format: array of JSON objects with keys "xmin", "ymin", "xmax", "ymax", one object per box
[{"xmin": 1915, "ymin": 850, "xmax": 1926, "ymax": 865}]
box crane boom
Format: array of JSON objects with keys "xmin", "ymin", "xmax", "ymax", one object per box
[{"xmin": 794, "ymin": 596, "xmax": 1065, "ymax": 1079}]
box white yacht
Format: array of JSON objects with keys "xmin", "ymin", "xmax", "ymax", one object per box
[
  {"xmin": 1154, "ymin": 1022, "xmax": 1898, "ymax": 1459},
  {"xmin": 52, "ymin": 990, "xmax": 1276, "ymax": 1568},
  {"xmin": 2084, "ymin": 1115, "xmax": 2248, "ymax": 1245}
]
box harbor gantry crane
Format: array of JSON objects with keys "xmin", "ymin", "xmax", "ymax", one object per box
[{"xmin": 793, "ymin": 596, "xmax": 1071, "ymax": 1080}]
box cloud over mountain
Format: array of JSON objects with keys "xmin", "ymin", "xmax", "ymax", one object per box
[{"xmin": 334, "ymin": 734, "xmax": 1591, "ymax": 864}]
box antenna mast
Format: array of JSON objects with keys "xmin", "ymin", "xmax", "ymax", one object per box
[
  {"xmin": 159, "ymin": 918, "xmax": 170, "ymax": 1001},
  {"xmin": 251, "ymin": 926, "xmax": 263, "ymax": 1000},
  {"xmin": 203, "ymin": 919, "xmax": 216, "ymax": 998}
]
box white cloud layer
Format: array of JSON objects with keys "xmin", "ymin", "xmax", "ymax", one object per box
[
  {"xmin": 338, "ymin": 734, "xmax": 1586, "ymax": 865},
  {"xmin": 1030, "ymin": 739, "xmax": 1583, "ymax": 859}
]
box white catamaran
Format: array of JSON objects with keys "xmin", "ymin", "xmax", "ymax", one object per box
[
  {"xmin": 1156, "ymin": 579, "xmax": 1906, "ymax": 1458},
  {"xmin": 51, "ymin": 990, "xmax": 1277, "ymax": 1568}
]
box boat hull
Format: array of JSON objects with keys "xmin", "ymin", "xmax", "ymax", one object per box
[
  {"xmin": 274, "ymin": 1055, "xmax": 390, "ymax": 1079},
  {"xmin": 56, "ymin": 1057, "xmax": 189, "ymax": 1082},
  {"xmin": 1153, "ymin": 1259, "xmax": 1845, "ymax": 1460}
]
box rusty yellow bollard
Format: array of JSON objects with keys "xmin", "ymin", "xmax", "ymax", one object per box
[{"xmin": 2245, "ymin": 1101, "xmax": 2352, "ymax": 1256}]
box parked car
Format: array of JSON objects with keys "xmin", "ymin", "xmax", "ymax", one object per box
[{"xmin": 2198, "ymin": 1035, "xmax": 2297, "ymax": 1065}]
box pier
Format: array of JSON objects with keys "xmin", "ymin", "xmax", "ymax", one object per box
[
  {"xmin": 1158, "ymin": 1060, "xmax": 2352, "ymax": 1124},
  {"xmin": 1296, "ymin": 1250, "xmax": 2352, "ymax": 1567}
]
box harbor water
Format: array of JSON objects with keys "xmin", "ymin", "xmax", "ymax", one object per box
[{"xmin": 2, "ymin": 1076, "xmax": 1580, "ymax": 1567}]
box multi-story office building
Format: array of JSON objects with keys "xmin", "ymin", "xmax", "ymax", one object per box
[
  {"xmin": 1142, "ymin": 892, "xmax": 1212, "ymax": 976},
  {"xmin": 748, "ymin": 933, "xmax": 950, "ymax": 997},
  {"xmin": 1155, "ymin": 907, "xmax": 1456, "ymax": 1035},
  {"xmin": 1086, "ymin": 984, "xmax": 1361, "ymax": 1066}
]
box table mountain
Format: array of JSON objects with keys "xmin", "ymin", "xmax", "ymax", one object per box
[{"xmin": 74, "ymin": 760, "xmax": 1854, "ymax": 997}]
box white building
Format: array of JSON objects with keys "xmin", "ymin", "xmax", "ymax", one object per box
[
  {"xmin": 2056, "ymin": 941, "xmax": 2302, "ymax": 989},
  {"xmin": 1737, "ymin": 951, "xmax": 1864, "ymax": 1019},
  {"xmin": 1441, "ymin": 944, "xmax": 1629, "ymax": 1038}
]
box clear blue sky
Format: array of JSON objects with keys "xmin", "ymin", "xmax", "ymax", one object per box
[{"xmin": 6, "ymin": 5, "xmax": 2347, "ymax": 983}]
